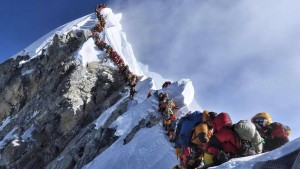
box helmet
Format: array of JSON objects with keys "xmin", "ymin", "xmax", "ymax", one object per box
[
  {"xmin": 284, "ymin": 125, "xmax": 291, "ymax": 136},
  {"xmin": 202, "ymin": 110, "xmax": 210, "ymax": 121},
  {"xmin": 251, "ymin": 112, "xmax": 272, "ymax": 125},
  {"xmin": 208, "ymin": 112, "xmax": 218, "ymax": 120},
  {"xmin": 202, "ymin": 110, "xmax": 217, "ymax": 121}
]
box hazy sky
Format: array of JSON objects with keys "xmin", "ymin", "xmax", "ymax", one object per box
[
  {"xmin": 0, "ymin": 0, "xmax": 298, "ymax": 139},
  {"xmin": 111, "ymin": 0, "xmax": 300, "ymax": 139}
]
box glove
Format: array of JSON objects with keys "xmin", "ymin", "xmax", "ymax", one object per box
[{"xmin": 216, "ymin": 151, "xmax": 229, "ymax": 164}]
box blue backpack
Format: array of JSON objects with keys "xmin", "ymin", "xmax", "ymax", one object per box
[
  {"xmin": 176, "ymin": 111, "xmax": 203, "ymax": 147},
  {"xmin": 175, "ymin": 117, "xmax": 184, "ymax": 148}
]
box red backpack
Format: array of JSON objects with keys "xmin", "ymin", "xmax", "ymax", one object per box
[
  {"xmin": 211, "ymin": 112, "xmax": 232, "ymax": 133},
  {"xmin": 268, "ymin": 122, "xmax": 291, "ymax": 141},
  {"xmin": 179, "ymin": 147, "xmax": 191, "ymax": 168}
]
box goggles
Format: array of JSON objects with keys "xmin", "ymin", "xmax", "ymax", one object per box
[{"xmin": 253, "ymin": 117, "xmax": 266, "ymax": 124}]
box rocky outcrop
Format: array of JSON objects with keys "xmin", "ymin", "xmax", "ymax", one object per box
[
  {"xmin": 0, "ymin": 30, "xmax": 129, "ymax": 168},
  {"xmin": 123, "ymin": 115, "xmax": 161, "ymax": 145}
]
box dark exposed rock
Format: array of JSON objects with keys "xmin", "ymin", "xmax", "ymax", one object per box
[
  {"xmin": 0, "ymin": 29, "xmax": 128, "ymax": 168},
  {"xmin": 123, "ymin": 115, "xmax": 161, "ymax": 145}
]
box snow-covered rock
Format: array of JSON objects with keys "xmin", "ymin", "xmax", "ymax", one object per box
[{"xmin": 0, "ymin": 6, "xmax": 297, "ymax": 169}]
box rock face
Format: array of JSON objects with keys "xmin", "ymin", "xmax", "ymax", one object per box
[{"xmin": 0, "ymin": 30, "xmax": 135, "ymax": 169}]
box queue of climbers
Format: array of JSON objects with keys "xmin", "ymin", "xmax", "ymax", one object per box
[
  {"xmin": 92, "ymin": 4, "xmax": 138, "ymax": 99},
  {"xmin": 93, "ymin": 4, "xmax": 291, "ymax": 169},
  {"xmin": 149, "ymin": 82, "xmax": 291, "ymax": 169}
]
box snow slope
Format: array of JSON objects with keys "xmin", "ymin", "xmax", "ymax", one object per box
[
  {"xmin": 212, "ymin": 138, "xmax": 300, "ymax": 169},
  {"xmin": 6, "ymin": 6, "xmax": 299, "ymax": 169},
  {"xmin": 12, "ymin": 14, "xmax": 95, "ymax": 59},
  {"xmin": 85, "ymin": 77, "xmax": 194, "ymax": 169}
]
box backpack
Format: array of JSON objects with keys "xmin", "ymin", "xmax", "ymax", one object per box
[
  {"xmin": 234, "ymin": 120, "xmax": 263, "ymax": 154},
  {"xmin": 170, "ymin": 118, "xmax": 179, "ymax": 132},
  {"xmin": 178, "ymin": 111, "xmax": 203, "ymax": 147},
  {"xmin": 191, "ymin": 122, "xmax": 212, "ymax": 146},
  {"xmin": 263, "ymin": 123, "xmax": 290, "ymax": 151},
  {"xmin": 267, "ymin": 122, "xmax": 291, "ymax": 141},
  {"xmin": 234, "ymin": 120, "xmax": 256, "ymax": 141},
  {"xmin": 174, "ymin": 117, "xmax": 185, "ymax": 148},
  {"xmin": 179, "ymin": 147, "xmax": 192, "ymax": 168}
]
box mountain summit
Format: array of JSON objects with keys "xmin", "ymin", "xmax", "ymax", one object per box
[
  {"xmin": 0, "ymin": 5, "xmax": 299, "ymax": 169},
  {"xmin": 0, "ymin": 6, "xmax": 195, "ymax": 169}
]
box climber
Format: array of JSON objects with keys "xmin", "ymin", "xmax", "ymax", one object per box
[
  {"xmin": 95, "ymin": 39, "xmax": 106, "ymax": 51},
  {"xmin": 158, "ymin": 93, "xmax": 168, "ymax": 113},
  {"xmin": 91, "ymin": 29, "xmax": 98, "ymax": 37},
  {"xmin": 168, "ymin": 115, "xmax": 178, "ymax": 142},
  {"xmin": 127, "ymin": 72, "xmax": 138, "ymax": 99},
  {"xmin": 95, "ymin": 3, "xmax": 106, "ymax": 15},
  {"xmin": 172, "ymin": 110, "xmax": 214, "ymax": 169},
  {"xmin": 118, "ymin": 59, "xmax": 125, "ymax": 67},
  {"xmin": 97, "ymin": 14, "xmax": 105, "ymax": 22},
  {"xmin": 147, "ymin": 91, "xmax": 153, "ymax": 98},
  {"xmin": 129, "ymin": 86, "xmax": 136, "ymax": 100},
  {"xmin": 94, "ymin": 37, "xmax": 100, "ymax": 45},
  {"xmin": 202, "ymin": 112, "xmax": 242, "ymax": 168},
  {"xmin": 94, "ymin": 23, "xmax": 103, "ymax": 32},
  {"xmin": 251, "ymin": 112, "xmax": 291, "ymax": 152},
  {"xmin": 101, "ymin": 19, "xmax": 106, "ymax": 28},
  {"xmin": 128, "ymin": 72, "xmax": 138, "ymax": 88},
  {"xmin": 103, "ymin": 43, "xmax": 110, "ymax": 50},
  {"xmin": 162, "ymin": 81, "xmax": 172, "ymax": 88},
  {"xmin": 233, "ymin": 120, "xmax": 264, "ymax": 156},
  {"xmin": 106, "ymin": 47, "xmax": 113, "ymax": 56},
  {"xmin": 119, "ymin": 63, "xmax": 129, "ymax": 76},
  {"xmin": 191, "ymin": 110, "xmax": 217, "ymax": 146},
  {"xmin": 191, "ymin": 111, "xmax": 217, "ymax": 147},
  {"xmin": 162, "ymin": 99, "xmax": 177, "ymax": 131},
  {"xmin": 182, "ymin": 110, "xmax": 217, "ymax": 168},
  {"xmin": 113, "ymin": 53, "xmax": 122, "ymax": 66},
  {"xmin": 110, "ymin": 51, "xmax": 119, "ymax": 63},
  {"xmin": 96, "ymin": 14, "xmax": 106, "ymax": 29}
]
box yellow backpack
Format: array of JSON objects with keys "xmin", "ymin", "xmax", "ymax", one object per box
[{"xmin": 191, "ymin": 122, "xmax": 212, "ymax": 146}]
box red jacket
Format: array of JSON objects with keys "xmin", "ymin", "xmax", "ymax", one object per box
[
  {"xmin": 207, "ymin": 127, "xmax": 241, "ymax": 155},
  {"xmin": 205, "ymin": 113, "xmax": 241, "ymax": 156},
  {"xmin": 211, "ymin": 112, "xmax": 232, "ymax": 133}
]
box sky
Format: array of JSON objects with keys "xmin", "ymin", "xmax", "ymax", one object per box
[
  {"xmin": 0, "ymin": 0, "xmax": 299, "ymax": 139},
  {"xmin": 0, "ymin": 0, "xmax": 108, "ymax": 62},
  {"xmin": 110, "ymin": 0, "xmax": 300, "ymax": 139}
]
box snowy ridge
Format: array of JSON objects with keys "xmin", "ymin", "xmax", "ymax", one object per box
[
  {"xmin": 3, "ymin": 5, "xmax": 298, "ymax": 169},
  {"xmin": 82, "ymin": 7, "xmax": 299, "ymax": 169},
  {"xmin": 99, "ymin": 8, "xmax": 143, "ymax": 76},
  {"xmin": 72, "ymin": 8, "xmax": 144, "ymax": 77},
  {"xmin": 12, "ymin": 14, "xmax": 95, "ymax": 59}
]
